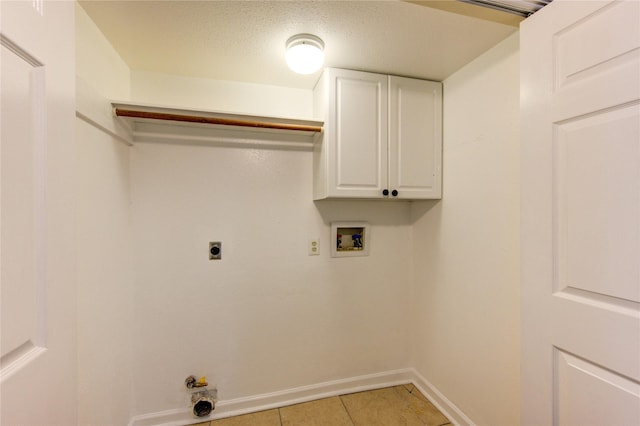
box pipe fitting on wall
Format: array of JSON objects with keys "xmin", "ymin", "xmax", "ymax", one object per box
[
  {"xmin": 185, "ymin": 375, "xmax": 217, "ymax": 418},
  {"xmin": 191, "ymin": 389, "xmax": 215, "ymax": 418}
]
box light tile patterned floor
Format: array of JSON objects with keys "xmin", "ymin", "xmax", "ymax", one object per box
[{"xmin": 193, "ymin": 384, "xmax": 451, "ymax": 426}]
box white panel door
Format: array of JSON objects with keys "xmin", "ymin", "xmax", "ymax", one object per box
[
  {"xmin": 521, "ymin": 1, "xmax": 640, "ymax": 425},
  {"xmin": 388, "ymin": 76, "xmax": 442, "ymax": 199},
  {"xmin": 0, "ymin": 1, "xmax": 76, "ymax": 424}
]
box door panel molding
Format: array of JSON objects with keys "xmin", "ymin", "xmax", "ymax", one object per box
[
  {"xmin": 554, "ymin": 347, "xmax": 640, "ymax": 426},
  {"xmin": 552, "ymin": 101, "xmax": 640, "ymax": 303},
  {"xmin": 553, "ymin": 0, "xmax": 640, "ymax": 91},
  {"xmin": 0, "ymin": 36, "xmax": 48, "ymax": 380}
]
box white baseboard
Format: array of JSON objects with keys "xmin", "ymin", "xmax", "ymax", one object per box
[
  {"xmin": 408, "ymin": 368, "xmax": 475, "ymax": 426},
  {"xmin": 128, "ymin": 368, "xmax": 473, "ymax": 426}
]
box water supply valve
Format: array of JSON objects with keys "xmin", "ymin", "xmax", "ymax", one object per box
[
  {"xmin": 185, "ymin": 375, "xmax": 217, "ymax": 418},
  {"xmin": 185, "ymin": 375, "xmax": 208, "ymax": 388}
]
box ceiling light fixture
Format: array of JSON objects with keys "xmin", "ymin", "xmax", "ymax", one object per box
[{"xmin": 285, "ymin": 34, "xmax": 325, "ymax": 75}]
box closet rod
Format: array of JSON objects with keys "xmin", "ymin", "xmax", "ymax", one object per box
[{"xmin": 114, "ymin": 108, "xmax": 323, "ymax": 133}]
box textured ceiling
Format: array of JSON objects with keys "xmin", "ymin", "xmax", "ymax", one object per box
[{"xmin": 79, "ymin": 0, "xmax": 518, "ymax": 89}]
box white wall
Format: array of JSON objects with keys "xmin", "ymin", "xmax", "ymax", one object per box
[
  {"xmin": 129, "ymin": 140, "xmax": 413, "ymax": 416},
  {"xmin": 75, "ymin": 119, "xmax": 134, "ymax": 425},
  {"xmin": 410, "ymin": 32, "xmax": 521, "ymax": 425},
  {"xmin": 131, "ymin": 70, "xmax": 314, "ymax": 119},
  {"xmin": 75, "ymin": 3, "xmax": 130, "ymax": 101},
  {"xmin": 75, "ymin": 4, "xmax": 134, "ymax": 425}
]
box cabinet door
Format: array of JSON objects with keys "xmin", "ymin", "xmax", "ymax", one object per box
[
  {"xmin": 328, "ymin": 69, "xmax": 388, "ymax": 198},
  {"xmin": 389, "ymin": 76, "xmax": 442, "ymax": 199}
]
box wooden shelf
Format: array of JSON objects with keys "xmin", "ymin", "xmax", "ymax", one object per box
[{"xmin": 112, "ymin": 102, "xmax": 323, "ymax": 149}]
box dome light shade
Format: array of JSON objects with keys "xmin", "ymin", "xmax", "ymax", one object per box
[{"xmin": 285, "ymin": 34, "xmax": 324, "ymax": 75}]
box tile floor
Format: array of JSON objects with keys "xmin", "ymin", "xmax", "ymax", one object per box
[{"xmin": 194, "ymin": 384, "xmax": 451, "ymax": 426}]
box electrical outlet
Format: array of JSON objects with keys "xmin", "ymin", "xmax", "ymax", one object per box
[
  {"xmin": 209, "ymin": 242, "xmax": 222, "ymax": 260},
  {"xmin": 308, "ymin": 239, "xmax": 320, "ymax": 256}
]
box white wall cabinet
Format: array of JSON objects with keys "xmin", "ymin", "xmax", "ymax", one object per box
[{"xmin": 313, "ymin": 68, "xmax": 442, "ymax": 200}]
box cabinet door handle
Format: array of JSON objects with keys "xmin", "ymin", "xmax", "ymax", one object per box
[
  {"xmin": 391, "ymin": 190, "xmax": 399, "ymax": 197},
  {"xmin": 382, "ymin": 189, "xmax": 389, "ymax": 196}
]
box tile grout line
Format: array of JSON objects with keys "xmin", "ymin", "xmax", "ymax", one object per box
[
  {"xmin": 392, "ymin": 385, "xmax": 427, "ymax": 425},
  {"xmin": 338, "ymin": 394, "xmax": 357, "ymax": 426},
  {"xmin": 398, "ymin": 383, "xmax": 451, "ymax": 426},
  {"xmin": 277, "ymin": 406, "xmax": 284, "ymax": 426}
]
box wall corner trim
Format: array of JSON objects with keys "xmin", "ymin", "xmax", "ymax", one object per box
[
  {"xmin": 76, "ymin": 76, "xmax": 133, "ymax": 146},
  {"xmin": 409, "ymin": 368, "xmax": 476, "ymax": 426}
]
